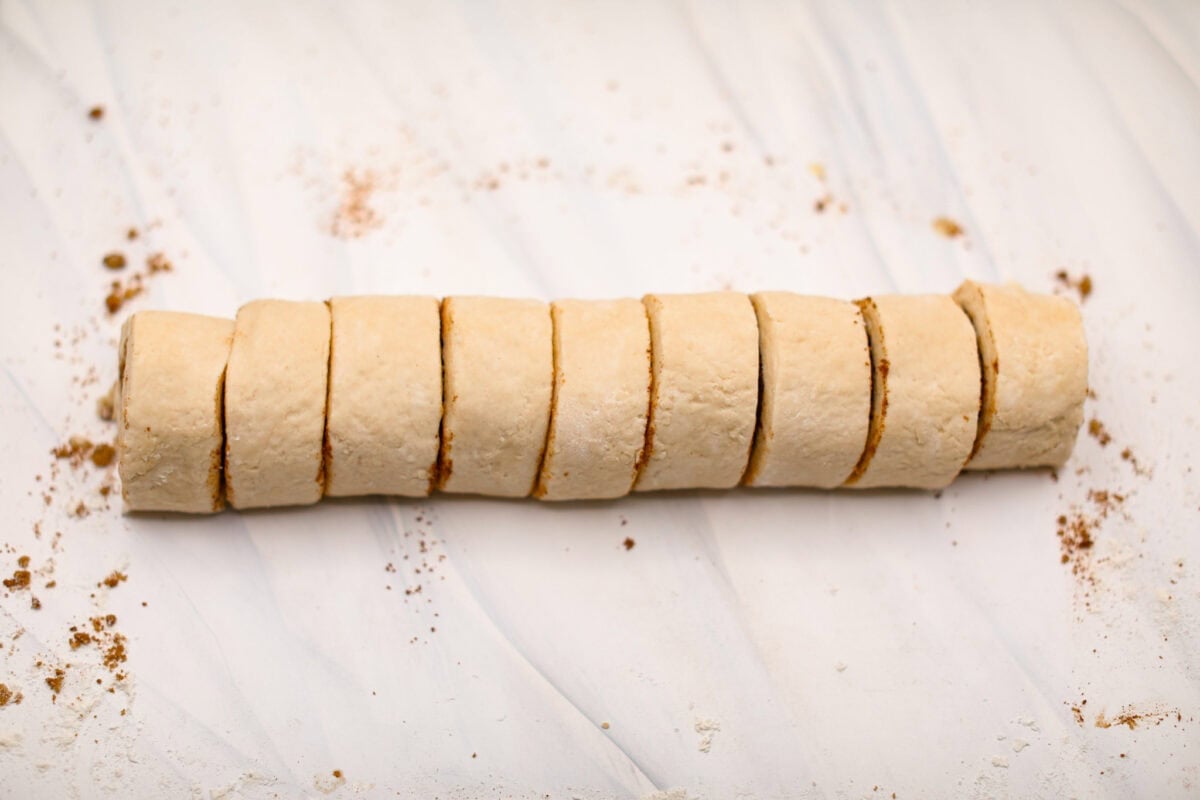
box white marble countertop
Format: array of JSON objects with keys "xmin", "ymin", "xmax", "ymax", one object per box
[{"xmin": 1, "ymin": 1, "xmax": 1198, "ymax": 797}]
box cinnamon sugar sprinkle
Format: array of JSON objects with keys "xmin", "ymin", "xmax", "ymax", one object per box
[{"xmin": 330, "ymin": 168, "xmax": 382, "ymax": 239}]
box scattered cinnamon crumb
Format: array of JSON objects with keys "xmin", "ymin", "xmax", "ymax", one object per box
[
  {"xmin": 814, "ymin": 194, "xmax": 833, "ymax": 213},
  {"xmin": 97, "ymin": 383, "xmax": 117, "ymax": 421},
  {"xmin": 100, "ymin": 571, "xmax": 127, "ymax": 589},
  {"xmin": 102, "ymin": 634, "xmax": 127, "ymax": 671},
  {"xmin": 102, "ymin": 252, "xmax": 127, "ymax": 270},
  {"xmin": 17, "ymin": 556, "xmax": 29, "ymax": 568},
  {"xmin": 932, "ymin": 217, "xmax": 963, "ymax": 238},
  {"xmin": 0, "ymin": 684, "xmax": 11, "ymax": 706},
  {"xmin": 601, "ymin": 721, "xmax": 610, "ymax": 729},
  {"xmin": 622, "ymin": 537, "xmax": 636, "ymax": 551},
  {"xmin": 30, "ymin": 597, "xmax": 41, "ymax": 610},
  {"xmin": 3, "ymin": 570, "xmax": 30, "ymax": 591},
  {"xmin": 1088, "ymin": 418, "xmax": 1112, "ymax": 446},
  {"xmin": 330, "ymin": 168, "xmax": 382, "ymax": 239},
  {"xmin": 1054, "ymin": 270, "xmax": 1094, "ymax": 302},
  {"xmin": 146, "ymin": 252, "xmax": 172, "ymax": 273},
  {"xmin": 54, "ymin": 436, "xmax": 94, "ymax": 467},
  {"xmin": 105, "ymin": 274, "xmax": 145, "ymax": 314},
  {"xmin": 45, "ymin": 668, "xmax": 65, "ymax": 695},
  {"xmin": 90, "ymin": 444, "xmax": 115, "ymax": 467},
  {"xmin": 88, "ymin": 106, "xmax": 104, "ymax": 121},
  {"xmin": 332, "ymin": 770, "xmax": 343, "ymax": 779},
  {"xmin": 1095, "ymin": 707, "xmax": 1176, "ymax": 730},
  {"xmin": 1056, "ymin": 488, "xmax": 1127, "ymax": 611},
  {"xmin": 126, "ymin": 227, "xmax": 139, "ymax": 240}
]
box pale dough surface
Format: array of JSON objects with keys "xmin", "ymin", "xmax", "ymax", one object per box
[
  {"xmin": 846, "ymin": 295, "xmax": 980, "ymax": 490},
  {"xmin": 954, "ymin": 280, "xmax": 1087, "ymax": 470},
  {"xmin": 535, "ymin": 298, "xmax": 650, "ymax": 501},
  {"xmin": 438, "ymin": 296, "xmax": 553, "ymax": 497},
  {"xmin": 744, "ymin": 293, "xmax": 871, "ymax": 489},
  {"xmin": 224, "ymin": 299, "xmax": 330, "ymax": 509},
  {"xmin": 118, "ymin": 311, "xmax": 234, "ymax": 513},
  {"xmin": 325, "ymin": 296, "xmax": 441, "ymax": 497},
  {"xmin": 635, "ymin": 292, "xmax": 759, "ymax": 492}
]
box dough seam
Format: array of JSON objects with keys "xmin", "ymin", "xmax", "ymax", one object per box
[
  {"xmin": 739, "ymin": 343, "xmax": 767, "ymax": 485},
  {"xmin": 429, "ymin": 299, "xmax": 445, "ymax": 496},
  {"xmin": 319, "ymin": 299, "xmax": 333, "ymax": 495},
  {"xmin": 531, "ymin": 306, "xmax": 563, "ymax": 498},
  {"xmin": 844, "ymin": 297, "xmax": 887, "ymax": 485},
  {"xmin": 211, "ymin": 368, "xmax": 226, "ymax": 511},
  {"xmin": 528, "ymin": 303, "xmax": 555, "ymax": 497},
  {"xmin": 631, "ymin": 298, "xmax": 657, "ymax": 484},
  {"xmin": 435, "ymin": 299, "xmax": 453, "ymax": 489},
  {"xmin": 957, "ymin": 299, "xmax": 997, "ymax": 463}
]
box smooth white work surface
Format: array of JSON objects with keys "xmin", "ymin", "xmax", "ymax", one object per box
[{"xmin": 1, "ymin": 1, "xmax": 1198, "ymax": 797}]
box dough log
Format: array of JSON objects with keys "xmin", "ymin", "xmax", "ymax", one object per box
[
  {"xmin": 116, "ymin": 282, "xmax": 1085, "ymax": 511},
  {"xmin": 117, "ymin": 311, "xmax": 234, "ymax": 513},
  {"xmin": 953, "ymin": 280, "xmax": 1087, "ymax": 469},
  {"xmin": 325, "ymin": 296, "xmax": 442, "ymax": 497},
  {"xmin": 534, "ymin": 298, "xmax": 651, "ymax": 501},
  {"xmin": 438, "ymin": 296, "xmax": 553, "ymax": 497},
  {"xmin": 224, "ymin": 300, "xmax": 331, "ymax": 509}
]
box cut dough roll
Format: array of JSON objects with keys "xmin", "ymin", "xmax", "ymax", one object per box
[
  {"xmin": 744, "ymin": 293, "xmax": 871, "ymax": 488},
  {"xmin": 635, "ymin": 292, "xmax": 759, "ymax": 492},
  {"xmin": 438, "ymin": 296, "xmax": 553, "ymax": 497},
  {"xmin": 534, "ymin": 298, "xmax": 651, "ymax": 501},
  {"xmin": 845, "ymin": 295, "xmax": 979, "ymax": 490},
  {"xmin": 953, "ymin": 280, "xmax": 1087, "ymax": 469},
  {"xmin": 117, "ymin": 311, "xmax": 235, "ymax": 513},
  {"xmin": 325, "ymin": 296, "xmax": 442, "ymax": 497},
  {"xmin": 224, "ymin": 300, "xmax": 330, "ymax": 509}
]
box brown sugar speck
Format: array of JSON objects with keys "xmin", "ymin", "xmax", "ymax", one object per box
[
  {"xmin": 146, "ymin": 252, "xmax": 172, "ymax": 273},
  {"xmin": 102, "ymin": 252, "xmax": 127, "ymax": 270},
  {"xmin": 17, "ymin": 556, "xmax": 29, "ymax": 568},
  {"xmin": 3, "ymin": 570, "xmax": 30, "ymax": 591},
  {"xmin": 90, "ymin": 444, "xmax": 116, "ymax": 468},
  {"xmin": 102, "ymin": 635, "xmax": 127, "ymax": 671},
  {"xmin": 1087, "ymin": 418, "xmax": 1112, "ymax": 446},
  {"xmin": 332, "ymin": 770, "xmax": 343, "ymax": 779},
  {"xmin": 1095, "ymin": 707, "xmax": 1175, "ymax": 730},
  {"xmin": 1054, "ymin": 270, "xmax": 1094, "ymax": 302},
  {"xmin": 0, "ymin": 684, "xmax": 11, "ymax": 706},
  {"xmin": 933, "ymin": 217, "xmax": 964, "ymax": 238},
  {"xmin": 88, "ymin": 106, "xmax": 104, "ymax": 121},
  {"xmin": 100, "ymin": 571, "xmax": 127, "ymax": 589},
  {"xmin": 126, "ymin": 227, "xmax": 139, "ymax": 240},
  {"xmin": 54, "ymin": 436, "xmax": 94, "ymax": 467},
  {"xmin": 622, "ymin": 537, "xmax": 636, "ymax": 551},
  {"xmin": 30, "ymin": 597, "xmax": 41, "ymax": 610},
  {"xmin": 45, "ymin": 668, "xmax": 65, "ymax": 695}
]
